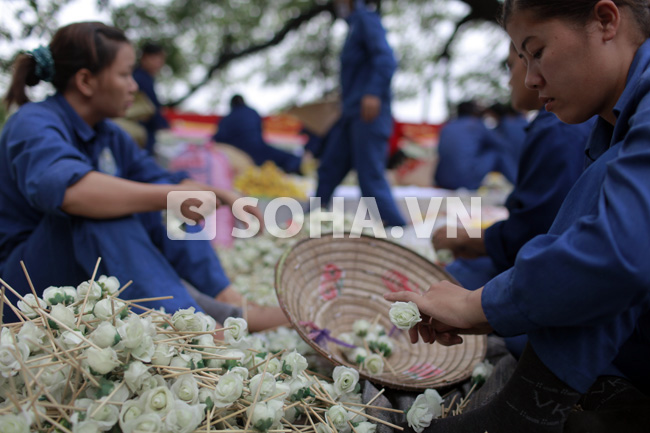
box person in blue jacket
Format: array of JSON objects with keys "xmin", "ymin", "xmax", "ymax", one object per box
[
  {"xmin": 315, "ymin": 0, "xmax": 406, "ymax": 227},
  {"xmin": 212, "ymin": 94, "xmax": 303, "ymax": 174},
  {"xmin": 387, "ymin": 1, "xmax": 650, "ymax": 432},
  {"xmin": 433, "ymin": 43, "xmax": 593, "ymax": 358},
  {"xmin": 0, "ymin": 22, "xmax": 286, "ymax": 332},
  {"xmin": 133, "ymin": 42, "xmax": 169, "ymax": 155},
  {"xmin": 434, "ymin": 101, "xmax": 516, "ymax": 189}
]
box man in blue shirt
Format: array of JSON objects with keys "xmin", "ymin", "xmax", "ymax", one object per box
[
  {"xmin": 133, "ymin": 42, "xmax": 170, "ymax": 155},
  {"xmin": 434, "ymin": 100, "xmax": 516, "ymax": 190},
  {"xmin": 315, "ymin": 0, "xmax": 406, "ymax": 227},
  {"xmin": 213, "ymin": 95, "xmax": 302, "ymax": 174}
]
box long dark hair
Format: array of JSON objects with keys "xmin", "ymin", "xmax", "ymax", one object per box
[
  {"xmin": 502, "ymin": 0, "xmax": 650, "ymax": 37},
  {"xmin": 4, "ymin": 22, "xmax": 129, "ymax": 108}
]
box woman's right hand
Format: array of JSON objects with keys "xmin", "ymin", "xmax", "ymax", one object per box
[{"xmin": 432, "ymin": 226, "xmax": 486, "ymax": 259}]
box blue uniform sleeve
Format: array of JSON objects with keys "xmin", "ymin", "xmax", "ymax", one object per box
[
  {"xmin": 482, "ymin": 95, "xmax": 650, "ymax": 337},
  {"xmin": 484, "ymin": 117, "xmax": 587, "ymax": 272},
  {"xmin": 358, "ymin": 12, "xmax": 396, "ymax": 98},
  {"xmin": 5, "ymin": 109, "xmax": 93, "ymax": 215}
]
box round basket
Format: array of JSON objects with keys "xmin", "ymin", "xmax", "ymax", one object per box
[{"xmin": 274, "ymin": 234, "xmax": 487, "ymax": 392}]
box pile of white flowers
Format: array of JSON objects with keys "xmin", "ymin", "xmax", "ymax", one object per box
[
  {"xmin": 334, "ymin": 320, "xmax": 395, "ymax": 377},
  {"xmin": 0, "ymin": 276, "xmax": 380, "ymax": 433}
]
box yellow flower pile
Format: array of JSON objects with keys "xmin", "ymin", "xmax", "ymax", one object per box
[{"xmin": 234, "ymin": 161, "xmax": 307, "ymax": 199}]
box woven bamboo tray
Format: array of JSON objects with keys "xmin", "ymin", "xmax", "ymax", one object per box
[{"xmin": 275, "ymin": 234, "xmax": 487, "ymax": 392}]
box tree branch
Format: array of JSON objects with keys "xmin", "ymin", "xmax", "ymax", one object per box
[{"xmin": 168, "ymin": 2, "xmax": 334, "ymax": 107}]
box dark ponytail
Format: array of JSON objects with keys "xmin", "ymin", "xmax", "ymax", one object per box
[{"xmin": 3, "ymin": 22, "xmax": 129, "ymax": 109}]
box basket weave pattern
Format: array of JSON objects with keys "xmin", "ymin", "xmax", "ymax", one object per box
[{"xmin": 275, "ymin": 234, "xmax": 487, "ymax": 391}]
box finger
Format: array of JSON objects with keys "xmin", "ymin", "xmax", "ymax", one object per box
[
  {"xmin": 419, "ymin": 325, "xmax": 435, "ymax": 344},
  {"xmin": 408, "ymin": 327, "xmax": 420, "ymax": 344},
  {"xmin": 384, "ymin": 291, "xmax": 419, "ymax": 303},
  {"xmin": 435, "ymin": 332, "xmax": 463, "ymax": 346}
]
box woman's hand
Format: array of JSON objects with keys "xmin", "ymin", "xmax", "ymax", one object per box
[
  {"xmin": 384, "ymin": 281, "xmax": 492, "ymax": 346},
  {"xmin": 432, "ymin": 226, "xmax": 486, "ymax": 259}
]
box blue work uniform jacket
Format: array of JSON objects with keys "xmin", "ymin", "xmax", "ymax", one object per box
[
  {"xmin": 340, "ymin": 0, "xmax": 396, "ymax": 127},
  {"xmin": 0, "ymin": 93, "xmax": 184, "ymax": 266},
  {"xmin": 484, "ymin": 109, "xmax": 593, "ymax": 272},
  {"xmin": 482, "ymin": 40, "xmax": 650, "ymax": 393},
  {"xmin": 435, "ymin": 116, "xmax": 507, "ymax": 190}
]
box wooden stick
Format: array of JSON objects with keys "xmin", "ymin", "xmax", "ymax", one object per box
[
  {"xmin": 111, "ymin": 280, "xmax": 133, "ymax": 298},
  {"xmin": 77, "ymin": 257, "xmax": 102, "ymax": 328},
  {"xmin": 345, "ymin": 406, "xmax": 404, "ymax": 431},
  {"xmin": 90, "ymin": 381, "xmax": 125, "ymax": 418}
]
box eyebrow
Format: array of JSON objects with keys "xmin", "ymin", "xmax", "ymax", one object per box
[{"xmin": 521, "ymin": 36, "xmax": 533, "ymax": 52}]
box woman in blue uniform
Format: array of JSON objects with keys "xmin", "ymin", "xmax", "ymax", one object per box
[
  {"xmin": 0, "ymin": 22, "xmax": 286, "ymax": 331},
  {"xmin": 132, "ymin": 42, "xmax": 169, "ymax": 155},
  {"xmin": 434, "ymin": 101, "xmax": 516, "ymax": 189},
  {"xmin": 387, "ymin": 1, "xmax": 650, "ymax": 432},
  {"xmin": 315, "ymin": 0, "xmax": 406, "ymax": 227},
  {"xmin": 213, "ymin": 95, "xmax": 302, "ymax": 174}
]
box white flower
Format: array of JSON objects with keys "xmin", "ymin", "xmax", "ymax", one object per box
[
  {"xmin": 89, "ymin": 322, "xmax": 120, "ymax": 349},
  {"xmin": 17, "ymin": 294, "xmax": 46, "ymax": 319},
  {"xmin": 247, "ymin": 400, "xmax": 284, "ymax": 432},
  {"xmin": 0, "ymin": 341, "xmax": 29, "ymax": 378},
  {"xmin": 97, "ymin": 275, "xmax": 120, "ymax": 294},
  {"xmin": 85, "ymin": 347, "xmax": 120, "ymax": 375},
  {"xmin": 0, "ymin": 328, "xmax": 14, "ymax": 345},
  {"xmin": 17, "ymin": 321, "xmax": 46, "ymax": 353},
  {"xmin": 61, "ymin": 330, "xmax": 85, "ymax": 348},
  {"xmin": 121, "ymin": 413, "xmax": 161, "ymax": 433},
  {"xmin": 230, "ymin": 366, "xmax": 250, "ymax": 381},
  {"xmin": 118, "ymin": 315, "xmax": 147, "ymax": 350},
  {"xmin": 171, "ymin": 374, "xmax": 199, "ymax": 405},
  {"xmin": 93, "ymin": 298, "xmax": 125, "ymax": 321},
  {"xmin": 315, "ymin": 423, "xmax": 331, "ymax": 433},
  {"xmin": 363, "ymin": 354, "xmax": 384, "ymax": 375},
  {"xmin": 194, "ymin": 334, "xmax": 218, "ymax": 354},
  {"xmin": 259, "ymin": 357, "xmax": 282, "ymax": 375},
  {"xmin": 372, "ymin": 335, "xmax": 394, "ymax": 357},
  {"xmin": 72, "ymin": 420, "xmax": 102, "ymax": 433},
  {"xmin": 327, "ymin": 405, "xmax": 350, "ymax": 432},
  {"xmin": 151, "ymin": 343, "xmax": 175, "ymax": 366},
  {"xmin": 142, "ymin": 386, "xmax": 175, "ymax": 415},
  {"xmin": 76, "ymin": 281, "xmax": 102, "ymax": 302},
  {"xmin": 285, "ymin": 375, "xmax": 313, "ymax": 401},
  {"xmin": 124, "ymin": 361, "xmax": 152, "ymax": 393},
  {"xmin": 87, "ymin": 401, "xmax": 119, "ymax": 431},
  {"xmin": 119, "ymin": 400, "xmax": 144, "ymax": 429},
  {"xmin": 354, "ymin": 421, "xmax": 376, "ymax": 433},
  {"xmin": 335, "ymin": 333, "xmax": 358, "ymax": 353},
  {"xmin": 471, "ymin": 360, "xmax": 494, "ymax": 386},
  {"xmin": 213, "ymin": 371, "xmax": 244, "ymax": 407},
  {"xmin": 249, "ymin": 372, "xmax": 276, "ymax": 400},
  {"xmin": 172, "ymin": 308, "xmax": 206, "ymax": 332},
  {"xmin": 282, "ymin": 351, "xmax": 308, "ymax": 377},
  {"xmin": 406, "ymin": 389, "xmax": 443, "ymax": 433},
  {"xmin": 224, "ymin": 317, "xmax": 248, "ymax": 345},
  {"xmin": 333, "ymin": 366, "xmax": 359, "ymax": 396},
  {"xmin": 138, "ymin": 375, "xmax": 167, "ymax": 396},
  {"xmin": 163, "ymin": 400, "xmax": 205, "ymax": 433},
  {"xmin": 389, "ymin": 301, "xmax": 422, "ymax": 330},
  {"xmin": 130, "ymin": 335, "xmax": 155, "ymax": 363},
  {"xmin": 317, "ymin": 380, "xmax": 338, "ymax": 401},
  {"xmin": 197, "ymin": 312, "xmax": 217, "ymax": 331},
  {"xmin": 0, "ymin": 412, "xmax": 31, "ymax": 433},
  {"xmin": 50, "ymin": 304, "xmax": 76, "ymax": 330},
  {"xmin": 352, "ymin": 320, "xmax": 371, "ymax": 337},
  {"xmin": 42, "ymin": 286, "xmax": 69, "ymax": 306},
  {"xmin": 346, "ymin": 347, "xmax": 368, "ymax": 364}
]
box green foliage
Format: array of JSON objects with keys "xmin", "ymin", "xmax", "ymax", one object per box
[{"xmin": 1, "ymin": 0, "xmax": 510, "ymax": 115}]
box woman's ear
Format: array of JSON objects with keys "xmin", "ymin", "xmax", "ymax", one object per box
[
  {"xmin": 593, "ymin": 0, "xmax": 621, "ymax": 42},
  {"xmin": 73, "ymin": 68, "xmax": 98, "ymax": 98}
]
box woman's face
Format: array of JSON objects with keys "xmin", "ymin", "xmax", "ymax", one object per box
[
  {"xmin": 91, "ymin": 42, "xmax": 138, "ymax": 120},
  {"xmin": 507, "ymin": 9, "xmax": 622, "ymax": 124}
]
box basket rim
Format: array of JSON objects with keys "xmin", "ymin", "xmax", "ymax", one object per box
[{"xmin": 274, "ymin": 233, "xmax": 485, "ymax": 391}]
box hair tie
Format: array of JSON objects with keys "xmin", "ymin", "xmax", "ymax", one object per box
[{"xmin": 30, "ymin": 45, "xmax": 55, "ymax": 83}]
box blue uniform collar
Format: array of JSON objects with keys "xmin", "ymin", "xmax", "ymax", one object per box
[
  {"xmin": 585, "ymin": 39, "xmax": 650, "ymax": 162},
  {"xmin": 52, "ymin": 93, "xmax": 106, "ymax": 144}
]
